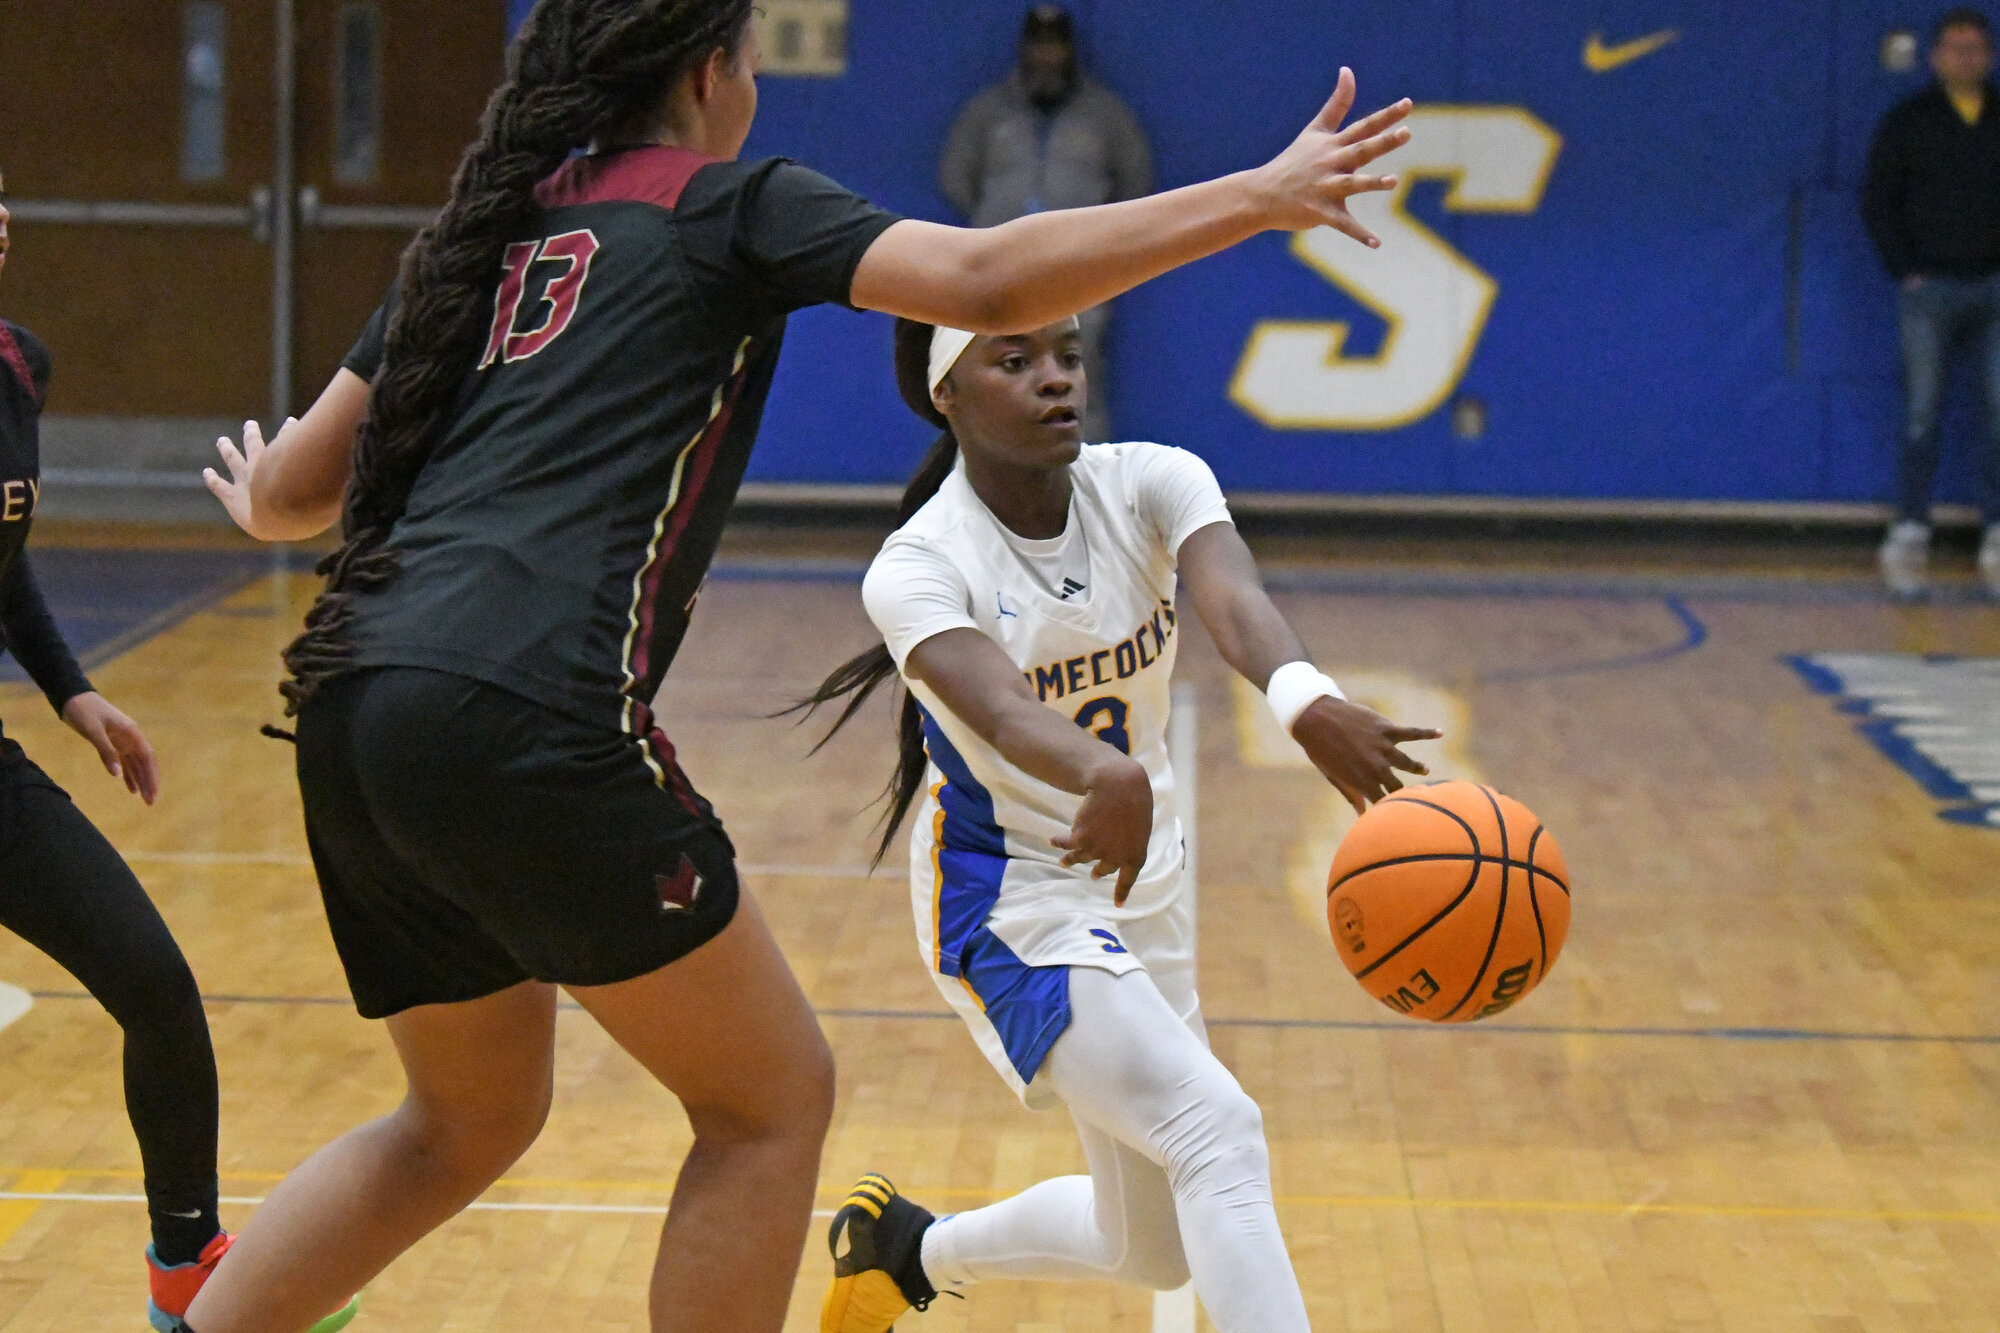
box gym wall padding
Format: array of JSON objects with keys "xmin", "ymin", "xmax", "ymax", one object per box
[{"xmin": 506, "ymin": 0, "xmax": 1989, "ymax": 505}]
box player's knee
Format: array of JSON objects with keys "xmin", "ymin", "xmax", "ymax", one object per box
[
  {"xmin": 1112, "ymin": 1235, "xmax": 1191, "ymax": 1291},
  {"xmin": 1159, "ymin": 1083, "xmax": 1268, "ymax": 1188},
  {"xmin": 759, "ymin": 1027, "xmax": 837, "ymax": 1144},
  {"xmin": 98, "ymin": 949, "xmax": 203, "ymax": 1035},
  {"xmin": 400, "ymin": 1074, "xmax": 551, "ymax": 1183},
  {"xmin": 685, "ymin": 1025, "xmax": 835, "ymax": 1149},
  {"xmin": 1210, "ymin": 1085, "xmax": 1266, "ymax": 1151},
  {"xmin": 793, "ymin": 1028, "xmax": 838, "ymax": 1132}
]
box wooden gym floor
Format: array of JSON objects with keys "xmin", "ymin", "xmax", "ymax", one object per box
[{"xmin": 1, "ymin": 521, "xmax": 1996, "ymax": 1331}]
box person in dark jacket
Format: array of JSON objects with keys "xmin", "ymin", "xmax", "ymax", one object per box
[
  {"xmin": 1863, "ymin": 6, "xmax": 2000, "ymax": 598},
  {"xmin": 941, "ymin": 5, "xmax": 1153, "ymax": 443}
]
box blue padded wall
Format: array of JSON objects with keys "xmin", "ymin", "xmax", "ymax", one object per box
[{"xmin": 504, "ymin": 0, "xmax": 1989, "ymax": 504}]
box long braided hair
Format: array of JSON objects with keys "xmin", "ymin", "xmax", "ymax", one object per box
[
  {"xmin": 791, "ymin": 318, "xmax": 963, "ymax": 864},
  {"xmin": 281, "ymin": 0, "xmax": 754, "ymax": 713}
]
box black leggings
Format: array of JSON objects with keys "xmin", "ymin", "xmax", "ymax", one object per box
[{"xmin": 0, "ymin": 740, "xmax": 219, "ymax": 1228}]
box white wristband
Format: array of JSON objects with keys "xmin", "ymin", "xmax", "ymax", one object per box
[{"xmin": 1265, "ymin": 661, "xmax": 1345, "ymax": 737}]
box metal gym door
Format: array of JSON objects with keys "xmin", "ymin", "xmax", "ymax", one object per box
[{"xmin": 0, "ymin": 0, "xmax": 501, "ymax": 491}]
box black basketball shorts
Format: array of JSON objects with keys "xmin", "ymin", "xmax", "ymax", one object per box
[{"xmin": 295, "ymin": 667, "xmax": 740, "ymax": 1019}]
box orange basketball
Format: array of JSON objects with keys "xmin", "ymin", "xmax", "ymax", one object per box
[{"xmin": 1326, "ymin": 781, "xmax": 1569, "ymax": 1023}]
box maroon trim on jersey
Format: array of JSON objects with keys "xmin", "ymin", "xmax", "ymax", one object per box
[
  {"xmin": 0, "ymin": 325, "xmax": 41, "ymax": 408},
  {"xmin": 626, "ymin": 359, "xmax": 753, "ymax": 694},
  {"xmin": 634, "ymin": 704, "xmax": 706, "ymax": 818},
  {"xmin": 534, "ymin": 145, "xmax": 714, "ymax": 211}
]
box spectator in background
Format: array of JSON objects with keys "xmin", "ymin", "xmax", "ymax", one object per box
[
  {"xmin": 942, "ymin": 5, "xmax": 1152, "ymax": 443},
  {"xmin": 1863, "ymin": 6, "xmax": 2000, "ymax": 599}
]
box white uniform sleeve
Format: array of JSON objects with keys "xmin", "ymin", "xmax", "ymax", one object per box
[
  {"xmin": 1131, "ymin": 444, "xmax": 1233, "ymax": 557},
  {"xmin": 863, "ymin": 536, "xmax": 979, "ymax": 672}
]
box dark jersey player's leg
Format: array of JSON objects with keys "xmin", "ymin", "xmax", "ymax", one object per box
[{"xmin": 0, "ymin": 744, "xmax": 221, "ymax": 1260}]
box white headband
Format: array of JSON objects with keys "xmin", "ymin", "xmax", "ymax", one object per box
[{"xmin": 928, "ymin": 326, "xmax": 978, "ymax": 398}]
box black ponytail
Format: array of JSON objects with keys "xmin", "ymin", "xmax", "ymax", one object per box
[
  {"xmin": 281, "ymin": 0, "xmax": 754, "ymax": 713},
  {"xmin": 792, "ymin": 317, "xmax": 962, "ymax": 864}
]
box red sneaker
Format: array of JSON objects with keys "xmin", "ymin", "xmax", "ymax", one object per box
[
  {"xmin": 146, "ymin": 1233, "xmax": 360, "ymax": 1333},
  {"xmin": 147, "ymin": 1232, "xmax": 234, "ymax": 1331}
]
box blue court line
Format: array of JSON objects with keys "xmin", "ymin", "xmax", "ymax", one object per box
[
  {"xmin": 1196, "ymin": 1016, "xmax": 2000, "ymax": 1045},
  {"xmin": 708, "ymin": 560, "xmax": 868, "ymax": 585},
  {"xmin": 710, "ymin": 562, "xmax": 1719, "ymax": 682},
  {"xmin": 24, "ymin": 990, "xmax": 1999, "ymax": 1045},
  {"xmin": 1255, "ymin": 568, "xmax": 1992, "ymax": 606},
  {"xmin": 707, "ymin": 559, "xmax": 1995, "ymax": 607},
  {"xmin": 1479, "ymin": 596, "xmax": 1708, "ymax": 683}
]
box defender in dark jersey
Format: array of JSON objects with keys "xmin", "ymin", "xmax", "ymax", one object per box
[
  {"xmin": 0, "ymin": 176, "xmax": 273, "ymax": 1333},
  {"xmin": 192, "ymin": 2, "xmax": 1413, "ymax": 1329}
]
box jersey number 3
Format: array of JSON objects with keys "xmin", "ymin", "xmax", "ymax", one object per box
[
  {"xmin": 480, "ymin": 229, "xmax": 602, "ymax": 368},
  {"xmin": 1074, "ymin": 697, "xmax": 1131, "ymax": 755}
]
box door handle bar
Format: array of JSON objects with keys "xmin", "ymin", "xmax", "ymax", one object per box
[
  {"xmin": 7, "ymin": 189, "xmax": 439, "ymax": 237},
  {"xmin": 4, "ymin": 198, "xmax": 257, "ymax": 228},
  {"xmin": 296, "ymin": 187, "xmax": 437, "ymax": 231}
]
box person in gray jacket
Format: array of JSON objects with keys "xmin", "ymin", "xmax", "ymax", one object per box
[{"xmin": 941, "ymin": 5, "xmax": 1152, "ymax": 442}]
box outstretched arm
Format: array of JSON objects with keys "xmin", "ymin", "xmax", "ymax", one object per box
[
  {"xmin": 204, "ymin": 367, "xmax": 370, "ymax": 542},
  {"xmin": 1176, "ymin": 522, "xmax": 1439, "ymax": 813},
  {"xmin": 852, "ymin": 68, "xmax": 1411, "ymax": 333},
  {"xmin": 904, "ymin": 627, "xmax": 1154, "ymax": 904}
]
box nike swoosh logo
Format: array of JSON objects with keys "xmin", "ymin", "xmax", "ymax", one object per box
[{"xmin": 1583, "ymin": 28, "xmax": 1680, "ymax": 74}]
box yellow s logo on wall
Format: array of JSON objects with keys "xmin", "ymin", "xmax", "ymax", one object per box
[{"xmin": 1231, "ymin": 106, "xmax": 1562, "ymax": 431}]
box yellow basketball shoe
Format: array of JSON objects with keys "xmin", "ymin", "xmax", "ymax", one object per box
[{"xmin": 821, "ymin": 1175, "xmax": 939, "ymax": 1332}]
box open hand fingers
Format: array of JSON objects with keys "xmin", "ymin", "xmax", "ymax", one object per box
[
  {"xmin": 1323, "ymin": 209, "xmax": 1383, "ymax": 249},
  {"xmin": 1332, "ymin": 172, "xmax": 1400, "ymax": 199},
  {"xmin": 1333, "ymin": 778, "xmax": 1368, "ymax": 817},
  {"xmin": 1387, "ymin": 727, "xmax": 1444, "ymax": 743},
  {"xmin": 1331, "ymin": 97, "xmax": 1413, "ymax": 148},
  {"xmin": 1386, "ymin": 746, "xmax": 1432, "ymax": 777},
  {"xmin": 1114, "ymin": 863, "xmax": 1138, "ymax": 908},
  {"xmin": 1332, "ymin": 124, "xmax": 1412, "ymax": 175},
  {"xmin": 118, "ymin": 729, "xmax": 160, "ymax": 804},
  {"xmin": 215, "ymin": 435, "xmax": 250, "ymax": 481},
  {"xmin": 1055, "ymin": 838, "xmax": 1102, "ymax": 872},
  {"xmin": 1056, "ymin": 835, "xmax": 1144, "ymax": 901},
  {"xmin": 1311, "ymin": 66, "xmax": 1357, "ymax": 132},
  {"xmin": 85, "ymin": 726, "xmax": 121, "ymax": 781},
  {"xmin": 1308, "ymin": 751, "xmax": 1373, "ymax": 813}
]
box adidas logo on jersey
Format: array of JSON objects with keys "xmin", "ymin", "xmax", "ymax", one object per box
[{"xmin": 1059, "ymin": 578, "xmax": 1087, "ymax": 601}]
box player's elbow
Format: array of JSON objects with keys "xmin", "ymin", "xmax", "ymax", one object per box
[
  {"xmin": 943, "ymin": 282, "xmax": 1023, "ymax": 337},
  {"xmin": 250, "ymin": 479, "xmax": 343, "ymax": 542},
  {"xmin": 942, "ymin": 234, "xmax": 1043, "ymax": 334},
  {"xmin": 265, "ymin": 505, "xmax": 341, "ymax": 543}
]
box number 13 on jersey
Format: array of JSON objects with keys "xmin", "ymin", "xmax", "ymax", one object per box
[{"xmin": 481, "ymin": 229, "xmax": 602, "ymax": 368}]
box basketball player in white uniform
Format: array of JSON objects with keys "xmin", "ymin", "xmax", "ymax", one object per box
[{"xmin": 801, "ymin": 316, "xmax": 1439, "ymax": 1333}]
